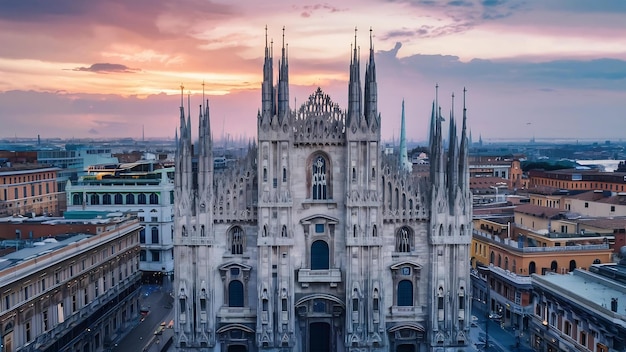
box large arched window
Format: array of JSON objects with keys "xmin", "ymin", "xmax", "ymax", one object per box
[
  {"xmin": 228, "ymin": 280, "xmax": 244, "ymax": 307},
  {"xmin": 312, "ymin": 156, "xmax": 328, "ymax": 200},
  {"xmin": 396, "ymin": 226, "xmax": 412, "ymax": 252},
  {"xmin": 102, "ymin": 194, "xmax": 111, "ymax": 205},
  {"xmin": 114, "ymin": 194, "xmax": 123, "ymax": 205},
  {"xmin": 529, "ymin": 261, "xmax": 536, "ymax": 275},
  {"xmin": 569, "ymin": 260, "xmax": 576, "ymax": 272},
  {"xmin": 311, "ymin": 240, "xmax": 329, "ymax": 270},
  {"xmin": 550, "ymin": 260, "xmax": 558, "ymax": 272},
  {"xmin": 126, "ymin": 194, "xmax": 135, "ymax": 205},
  {"xmin": 397, "ymin": 280, "xmax": 413, "ymax": 306},
  {"xmin": 230, "ymin": 227, "xmax": 244, "ymax": 255},
  {"xmin": 73, "ymin": 193, "xmax": 82, "ymax": 205},
  {"xmin": 151, "ymin": 227, "xmax": 159, "ymax": 244},
  {"xmin": 138, "ymin": 194, "xmax": 147, "ymax": 204},
  {"xmin": 90, "ymin": 194, "xmax": 99, "ymax": 205},
  {"xmin": 149, "ymin": 193, "xmax": 159, "ymax": 205}
]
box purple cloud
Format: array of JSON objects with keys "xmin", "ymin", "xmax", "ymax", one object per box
[{"xmin": 72, "ymin": 63, "xmax": 140, "ymax": 74}]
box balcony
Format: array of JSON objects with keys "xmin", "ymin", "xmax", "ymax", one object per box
[
  {"xmin": 297, "ymin": 268, "xmax": 342, "ymax": 288},
  {"xmin": 390, "ymin": 305, "xmax": 423, "ymax": 316},
  {"xmin": 175, "ymin": 236, "xmax": 215, "ymax": 246},
  {"xmin": 217, "ymin": 306, "xmax": 256, "ymax": 323}
]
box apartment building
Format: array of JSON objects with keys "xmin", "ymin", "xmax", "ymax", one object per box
[
  {"xmin": 0, "ymin": 214, "xmax": 142, "ymax": 352},
  {"xmin": 530, "ymin": 257, "xmax": 626, "ymax": 352},
  {"xmin": 0, "ymin": 165, "xmax": 61, "ymax": 217},
  {"xmin": 65, "ymin": 160, "xmax": 174, "ymax": 283},
  {"xmin": 471, "ymin": 219, "xmax": 613, "ymax": 330}
]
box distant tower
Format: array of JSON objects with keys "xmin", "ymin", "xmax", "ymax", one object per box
[{"xmin": 399, "ymin": 99, "xmax": 412, "ymax": 172}]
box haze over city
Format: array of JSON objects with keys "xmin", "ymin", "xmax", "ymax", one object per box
[{"xmin": 0, "ymin": 0, "xmax": 624, "ymax": 142}]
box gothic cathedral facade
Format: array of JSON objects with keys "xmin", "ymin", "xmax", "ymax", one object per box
[{"xmin": 173, "ymin": 30, "xmax": 472, "ymax": 352}]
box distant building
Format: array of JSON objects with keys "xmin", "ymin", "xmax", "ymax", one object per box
[
  {"xmin": 0, "ymin": 214, "xmax": 142, "ymax": 352},
  {"xmin": 528, "ymin": 169, "xmax": 626, "ymax": 194},
  {"xmin": 530, "ymin": 257, "xmax": 626, "ymax": 352},
  {"xmin": 0, "ymin": 165, "xmax": 61, "ymax": 217},
  {"xmin": 65, "ymin": 160, "xmax": 174, "ymax": 283}
]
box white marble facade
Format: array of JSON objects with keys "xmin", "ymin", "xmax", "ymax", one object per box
[{"xmin": 173, "ymin": 29, "xmax": 473, "ymax": 352}]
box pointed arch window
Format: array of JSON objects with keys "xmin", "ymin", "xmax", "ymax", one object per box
[
  {"xmin": 73, "ymin": 193, "xmax": 82, "ymax": 206},
  {"xmin": 114, "ymin": 194, "xmax": 123, "ymax": 205},
  {"xmin": 312, "ymin": 156, "xmax": 327, "ymax": 200},
  {"xmin": 228, "ymin": 280, "xmax": 244, "ymax": 307},
  {"xmin": 311, "ymin": 240, "xmax": 329, "ymax": 270},
  {"xmin": 138, "ymin": 194, "xmax": 147, "ymax": 204},
  {"xmin": 102, "ymin": 194, "xmax": 111, "ymax": 205},
  {"xmin": 126, "ymin": 194, "xmax": 135, "ymax": 205},
  {"xmin": 90, "ymin": 194, "xmax": 99, "ymax": 205},
  {"xmin": 396, "ymin": 226, "xmax": 412, "ymax": 252},
  {"xmin": 281, "ymin": 225, "xmax": 288, "ymax": 238},
  {"xmin": 397, "ymin": 280, "xmax": 413, "ymax": 306},
  {"xmin": 149, "ymin": 193, "xmax": 159, "ymax": 205},
  {"xmin": 230, "ymin": 227, "xmax": 244, "ymax": 255}
]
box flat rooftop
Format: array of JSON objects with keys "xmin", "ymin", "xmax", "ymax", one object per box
[
  {"xmin": 0, "ymin": 234, "xmax": 91, "ymax": 272},
  {"xmin": 534, "ymin": 269, "xmax": 626, "ymax": 323}
]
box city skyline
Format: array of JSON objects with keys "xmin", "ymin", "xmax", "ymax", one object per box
[{"xmin": 0, "ymin": 0, "xmax": 625, "ymax": 142}]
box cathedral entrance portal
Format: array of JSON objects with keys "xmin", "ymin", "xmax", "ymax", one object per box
[
  {"xmin": 397, "ymin": 344, "xmax": 415, "ymax": 352},
  {"xmin": 296, "ymin": 294, "xmax": 345, "ymax": 352},
  {"xmin": 309, "ymin": 322, "xmax": 331, "ymax": 352},
  {"xmin": 227, "ymin": 345, "xmax": 248, "ymax": 352}
]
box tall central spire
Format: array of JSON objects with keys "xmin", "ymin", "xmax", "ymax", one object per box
[
  {"xmin": 364, "ymin": 27, "xmax": 377, "ymax": 127},
  {"xmin": 261, "ymin": 25, "xmax": 275, "ymax": 119},
  {"xmin": 347, "ymin": 27, "xmax": 362, "ymax": 127},
  {"xmin": 399, "ymin": 99, "xmax": 411, "ymax": 172},
  {"xmin": 277, "ymin": 26, "xmax": 289, "ymax": 124}
]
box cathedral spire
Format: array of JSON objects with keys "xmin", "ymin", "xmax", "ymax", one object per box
[
  {"xmin": 364, "ymin": 27, "xmax": 377, "ymax": 128},
  {"xmin": 261, "ymin": 25, "xmax": 274, "ymax": 123},
  {"xmin": 458, "ymin": 87, "xmax": 469, "ymax": 191},
  {"xmin": 448, "ymin": 93, "xmax": 458, "ymax": 212},
  {"xmin": 277, "ymin": 26, "xmax": 290, "ymax": 124},
  {"xmin": 347, "ymin": 27, "xmax": 362, "ymax": 128},
  {"xmin": 399, "ymin": 99, "xmax": 411, "ymax": 172}
]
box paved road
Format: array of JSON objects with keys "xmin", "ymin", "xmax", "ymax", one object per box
[
  {"xmin": 470, "ymin": 306, "xmax": 534, "ymax": 352},
  {"xmin": 111, "ymin": 285, "xmax": 174, "ymax": 352}
]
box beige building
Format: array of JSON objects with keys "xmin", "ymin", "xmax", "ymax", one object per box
[
  {"xmin": 0, "ymin": 166, "xmax": 61, "ymax": 217},
  {"xmin": 0, "ymin": 214, "xmax": 142, "ymax": 352}
]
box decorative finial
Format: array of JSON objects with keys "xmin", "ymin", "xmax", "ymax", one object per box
[
  {"xmin": 452, "ymin": 92, "xmax": 455, "ymax": 112},
  {"xmin": 282, "ymin": 26, "xmax": 285, "ymax": 48},
  {"xmin": 463, "ymin": 87, "xmax": 467, "ymax": 111},
  {"xmin": 180, "ymin": 83, "xmax": 184, "ymax": 107},
  {"xmin": 370, "ymin": 27, "xmax": 373, "ymax": 49}
]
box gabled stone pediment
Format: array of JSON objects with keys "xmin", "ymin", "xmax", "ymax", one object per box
[
  {"xmin": 390, "ymin": 261, "xmax": 422, "ymax": 270},
  {"xmin": 299, "ymin": 214, "xmax": 340, "ymax": 225}
]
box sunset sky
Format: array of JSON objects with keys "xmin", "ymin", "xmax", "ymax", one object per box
[{"xmin": 0, "ymin": 0, "xmax": 625, "ymax": 143}]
